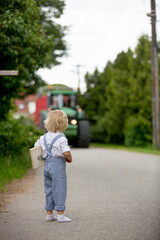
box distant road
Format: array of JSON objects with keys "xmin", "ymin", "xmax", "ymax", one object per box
[{"xmin": 0, "ymin": 148, "xmax": 160, "ymax": 240}]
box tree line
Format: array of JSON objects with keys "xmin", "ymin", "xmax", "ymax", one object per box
[{"xmin": 79, "ymin": 35, "xmax": 158, "ymax": 147}]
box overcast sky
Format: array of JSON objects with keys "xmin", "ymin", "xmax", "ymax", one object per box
[{"xmin": 37, "ymin": 0, "xmax": 160, "ymax": 92}]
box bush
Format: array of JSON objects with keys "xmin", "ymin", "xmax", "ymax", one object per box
[
  {"xmin": 124, "ymin": 115, "xmax": 152, "ymax": 147},
  {"xmin": 0, "ymin": 114, "xmax": 44, "ymax": 157},
  {"xmin": 90, "ymin": 117, "xmax": 107, "ymax": 143},
  {"xmin": 0, "ymin": 114, "xmax": 44, "ymax": 190}
]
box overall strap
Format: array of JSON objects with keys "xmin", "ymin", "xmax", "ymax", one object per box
[
  {"xmin": 44, "ymin": 134, "xmax": 51, "ymax": 157},
  {"xmin": 49, "ymin": 134, "xmax": 64, "ymax": 152},
  {"xmin": 44, "ymin": 133, "xmax": 64, "ymax": 157}
]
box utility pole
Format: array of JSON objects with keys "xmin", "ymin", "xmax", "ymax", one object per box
[
  {"xmin": 147, "ymin": 0, "xmax": 160, "ymax": 149},
  {"xmin": 76, "ymin": 64, "xmax": 81, "ymax": 92}
]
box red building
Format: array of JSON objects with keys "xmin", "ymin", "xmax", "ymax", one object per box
[{"xmin": 14, "ymin": 94, "xmax": 38, "ymax": 119}]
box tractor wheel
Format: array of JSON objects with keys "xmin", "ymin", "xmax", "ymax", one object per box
[{"xmin": 77, "ymin": 120, "xmax": 90, "ymax": 148}]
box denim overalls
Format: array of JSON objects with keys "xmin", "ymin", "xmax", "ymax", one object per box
[{"xmin": 43, "ymin": 134, "xmax": 67, "ymax": 211}]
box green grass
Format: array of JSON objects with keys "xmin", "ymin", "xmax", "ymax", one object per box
[
  {"xmin": 0, "ymin": 150, "xmax": 32, "ymax": 191},
  {"xmin": 91, "ymin": 143, "xmax": 160, "ymax": 155}
]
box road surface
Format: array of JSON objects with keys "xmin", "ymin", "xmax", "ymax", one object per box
[{"xmin": 0, "ymin": 148, "xmax": 160, "ymax": 240}]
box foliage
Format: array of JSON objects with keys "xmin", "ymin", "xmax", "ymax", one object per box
[
  {"xmin": 37, "ymin": 0, "xmax": 67, "ymax": 65},
  {"xmin": 79, "ymin": 35, "xmax": 154, "ymax": 147},
  {"xmin": 0, "ymin": 0, "xmax": 67, "ymax": 119},
  {"xmin": 80, "ymin": 68, "xmax": 107, "ymax": 122},
  {"xmin": 124, "ymin": 115, "xmax": 152, "ymax": 147},
  {"xmin": 0, "ymin": 114, "xmax": 43, "ymax": 157},
  {"xmin": 90, "ymin": 117, "xmax": 107, "ymax": 143},
  {"xmin": 0, "ymin": 114, "xmax": 44, "ymax": 190},
  {"xmin": 0, "ymin": 150, "xmax": 32, "ymax": 191}
]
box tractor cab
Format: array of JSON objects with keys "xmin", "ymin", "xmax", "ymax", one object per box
[
  {"xmin": 47, "ymin": 90, "xmax": 78, "ymax": 114},
  {"xmin": 49, "ymin": 93, "xmax": 77, "ymax": 109}
]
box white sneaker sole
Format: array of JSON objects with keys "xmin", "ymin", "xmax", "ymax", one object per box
[{"xmin": 57, "ymin": 220, "xmax": 71, "ymax": 223}]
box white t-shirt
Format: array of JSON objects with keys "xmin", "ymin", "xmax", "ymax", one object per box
[{"xmin": 34, "ymin": 131, "xmax": 70, "ymax": 158}]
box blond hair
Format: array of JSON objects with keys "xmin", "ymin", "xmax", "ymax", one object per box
[{"xmin": 44, "ymin": 110, "xmax": 68, "ymax": 133}]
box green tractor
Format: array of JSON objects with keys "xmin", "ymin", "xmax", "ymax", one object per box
[{"xmin": 35, "ymin": 85, "xmax": 90, "ymax": 148}]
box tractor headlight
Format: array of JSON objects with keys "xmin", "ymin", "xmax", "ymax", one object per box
[{"xmin": 71, "ymin": 119, "xmax": 77, "ymax": 125}]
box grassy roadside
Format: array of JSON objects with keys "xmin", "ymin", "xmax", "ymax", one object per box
[
  {"xmin": 91, "ymin": 143, "xmax": 160, "ymax": 156},
  {"xmin": 0, "ymin": 150, "xmax": 32, "ymax": 191}
]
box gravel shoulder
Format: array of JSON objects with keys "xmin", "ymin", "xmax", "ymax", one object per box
[{"xmin": 0, "ymin": 169, "xmax": 35, "ymax": 213}]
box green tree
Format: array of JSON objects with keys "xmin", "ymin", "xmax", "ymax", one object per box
[
  {"xmin": 0, "ymin": 0, "xmax": 67, "ymax": 119},
  {"xmin": 81, "ymin": 35, "xmax": 153, "ymax": 146},
  {"xmin": 80, "ymin": 68, "xmax": 101, "ymax": 121},
  {"xmin": 124, "ymin": 35, "xmax": 152, "ymax": 146},
  {"xmin": 37, "ymin": 0, "xmax": 67, "ymax": 65},
  {"xmin": 103, "ymin": 49, "xmax": 134, "ymax": 143},
  {"xmin": 79, "ymin": 67, "xmax": 110, "ymax": 142}
]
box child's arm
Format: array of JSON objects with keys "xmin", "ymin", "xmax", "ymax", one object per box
[
  {"xmin": 34, "ymin": 139, "xmax": 40, "ymax": 147},
  {"xmin": 63, "ymin": 151, "xmax": 72, "ymax": 163}
]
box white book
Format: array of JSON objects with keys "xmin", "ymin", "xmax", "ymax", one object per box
[{"xmin": 29, "ymin": 146, "xmax": 45, "ymax": 169}]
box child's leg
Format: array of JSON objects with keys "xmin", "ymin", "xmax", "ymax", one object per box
[
  {"xmin": 53, "ymin": 160, "xmax": 71, "ymax": 222},
  {"xmin": 46, "ymin": 210, "xmax": 53, "ymax": 215},
  {"xmin": 57, "ymin": 211, "xmax": 64, "ymax": 215},
  {"xmin": 44, "ymin": 171, "xmax": 56, "ymax": 221},
  {"xmin": 44, "ymin": 171, "xmax": 55, "ymax": 211},
  {"xmin": 53, "ymin": 164, "xmax": 67, "ymax": 212}
]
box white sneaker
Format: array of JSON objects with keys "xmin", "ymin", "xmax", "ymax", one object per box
[
  {"xmin": 57, "ymin": 215, "xmax": 71, "ymax": 223},
  {"xmin": 46, "ymin": 214, "xmax": 57, "ymax": 221}
]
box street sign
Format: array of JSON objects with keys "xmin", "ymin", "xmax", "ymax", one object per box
[{"xmin": 0, "ymin": 70, "xmax": 18, "ymax": 76}]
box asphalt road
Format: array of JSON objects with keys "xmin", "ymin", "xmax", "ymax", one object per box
[{"xmin": 0, "ymin": 148, "xmax": 160, "ymax": 240}]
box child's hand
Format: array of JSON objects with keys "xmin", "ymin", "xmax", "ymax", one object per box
[
  {"xmin": 66, "ymin": 158, "xmax": 72, "ymax": 163},
  {"xmin": 64, "ymin": 151, "xmax": 72, "ymax": 163}
]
